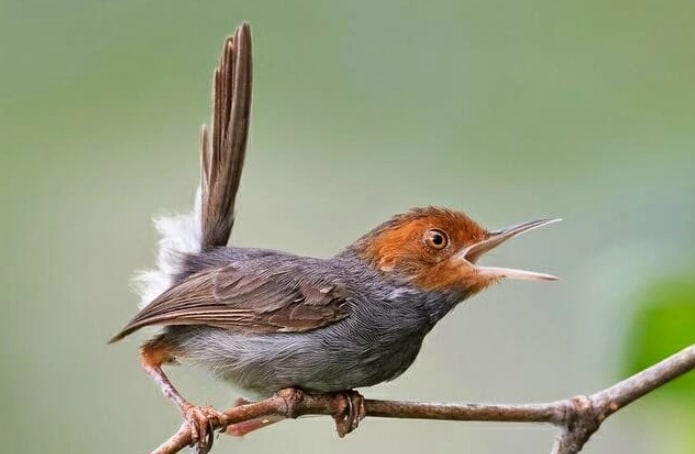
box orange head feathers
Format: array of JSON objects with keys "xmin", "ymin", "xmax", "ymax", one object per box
[{"xmin": 351, "ymin": 207, "xmax": 560, "ymax": 296}]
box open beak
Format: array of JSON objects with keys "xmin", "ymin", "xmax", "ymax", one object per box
[{"xmin": 455, "ymin": 218, "xmax": 561, "ymax": 281}]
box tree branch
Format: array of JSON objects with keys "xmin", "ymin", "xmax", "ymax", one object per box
[
  {"xmin": 552, "ymin": 344, "xmax": 695, "ymax": 453},
  {"xmin": 151, "ymin": 344, "xmax": 695, "ymax": 454}
]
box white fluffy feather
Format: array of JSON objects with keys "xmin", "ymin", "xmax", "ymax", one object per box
[{"xmin": 132, "ymin": 190, "xmax": 202, "ymax": 308}]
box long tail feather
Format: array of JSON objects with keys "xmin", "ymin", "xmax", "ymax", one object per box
[
  {"xmin": 133, "ymin": 23, "xmax": 253, "ymax": 308},
  {"xmin": 201, "ymin": 23, "xmax": 252, "ymax": 250}
]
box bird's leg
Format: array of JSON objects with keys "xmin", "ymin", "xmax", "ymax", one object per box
[
  {"xmin": 332, "ymin": 389, "xmax": 366, "ymax": 437},
  {"xmin": 224, "ymin": 397, "xmax": 286, "ymax": 437},
  {"xmin": 141, "ymin": 338, "xmax": 227, "ymax": 453}
]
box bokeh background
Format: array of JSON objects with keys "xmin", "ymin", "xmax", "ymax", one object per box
[{"xmin": 2, "ymin": 1, "xmax": 694, "ymax": 453}]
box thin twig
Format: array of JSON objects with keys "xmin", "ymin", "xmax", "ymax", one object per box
[
  {"xmin": 151, "ymin": 344, "xmax": 695, "ymax": 454},
  {"xmin": 551, "ymin": 344, "xmax": 695, "ymax": 454}
]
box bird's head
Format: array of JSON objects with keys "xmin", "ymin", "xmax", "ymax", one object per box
[{"xmin": 350, "ymin": 207, "xmax": 559, "ymax": 298}]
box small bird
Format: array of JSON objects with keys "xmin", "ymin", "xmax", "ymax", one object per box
[{"xmin": 111, "ymin": 23, "xmax": 559, "ymax": 452}]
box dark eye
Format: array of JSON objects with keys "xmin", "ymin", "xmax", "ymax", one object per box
[{"xmin": 424, "ymin": 228, "xmax": 449, "ymax": 250}]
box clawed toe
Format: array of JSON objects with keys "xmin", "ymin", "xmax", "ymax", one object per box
[
  {"xmin": 182, "ymin": 404, "xmax": 226, "ymax": 453},
  {"xmin": 332, "ymin": 390, "xmax": 365, "ymax": 437}
]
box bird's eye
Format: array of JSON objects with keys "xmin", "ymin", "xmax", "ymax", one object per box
[{"xmin": 424, "ymin": 229, "xmax": 449, "ymax": 250}]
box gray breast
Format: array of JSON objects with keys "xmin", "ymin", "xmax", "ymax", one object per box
[
  {"xmin": 166, "ymin": 248, "xmax": 459, "ymax": 396},
  {"xmin": 167, "ymin": 287, "xmax": 439, "ymax": 396}
]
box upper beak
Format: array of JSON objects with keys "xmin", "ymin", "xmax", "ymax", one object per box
[{"xmin": 454, "ymin": 218, "xmax": 562, "ymax": 281}]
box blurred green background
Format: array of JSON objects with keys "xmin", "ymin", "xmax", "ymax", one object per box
[{"xmin": 2, "ymin": 1, "xmax": 694, "ymax": 453}]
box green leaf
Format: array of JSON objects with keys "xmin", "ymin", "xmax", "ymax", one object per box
[{"xmin": 622, "ymin": 277, "xmax": 695, "ymax": 402}]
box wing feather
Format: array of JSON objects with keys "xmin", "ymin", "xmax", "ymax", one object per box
[{"xmin": 110, "ymin": 264, "xmax": 350, "ymax": 342}]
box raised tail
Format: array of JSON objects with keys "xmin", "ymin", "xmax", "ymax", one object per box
[{"xmin": 132, "ymin": 23, "xmax": 253, "ymax": 308}]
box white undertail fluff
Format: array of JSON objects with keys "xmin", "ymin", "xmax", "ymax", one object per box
[{"xmin": 132, "ymin": 191, "xmax": 202, "ymax": 308}]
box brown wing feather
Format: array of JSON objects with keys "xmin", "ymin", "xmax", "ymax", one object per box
[
  {"xmin": 200, "ymin": 23, "xmax": 253, "ymax": 250},
  {"xmin": 109, "ymin": 265, "xmax": 350, "ymax": 342}
]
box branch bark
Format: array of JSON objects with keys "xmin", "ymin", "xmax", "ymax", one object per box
[{"xmin": 151, "ymin": 344, "xmax": 695, "ymax": 454}]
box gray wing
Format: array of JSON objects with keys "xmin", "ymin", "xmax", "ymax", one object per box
[
  {"xmin": 200, "ymin": 23, "xmax": 252, "ymax": 250},
  {"xmin": 110, "ymin": 264, "xmax": 350, "ymax": 342}
]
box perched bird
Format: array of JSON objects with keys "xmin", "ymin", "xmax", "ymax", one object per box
[{"xmin": 111, "ymin": 23, "xmax": 559, "ymax": 453}]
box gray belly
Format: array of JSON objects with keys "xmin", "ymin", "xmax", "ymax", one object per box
[{"xmin": 166, "ymin": 322, "xmax": 426, "ymax": 397}]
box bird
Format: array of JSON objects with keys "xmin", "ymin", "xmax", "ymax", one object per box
[{"xmin": 110, "ymin": 23, "xmax": 560, "ymax": 453}]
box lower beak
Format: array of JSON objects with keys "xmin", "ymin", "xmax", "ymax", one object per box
[{"xmin": 455, "ymin": 218, "xmax": 561, "ymax": 281}]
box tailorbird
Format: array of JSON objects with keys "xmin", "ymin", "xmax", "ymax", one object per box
[{"xmin": 111, "ymin": 23, "xmax": 560, "ymax": 452}]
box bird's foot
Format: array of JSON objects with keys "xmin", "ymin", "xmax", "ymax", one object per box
[
  {"xmin": 223, "ymin": 388, "xmax": 366, "ymax": 438},
  {"xmin": 332, "ymin": 389, "xmax": 365, "ymax": 437},
  {"xmin": 182, "ymin": 403, "xmax": 228, "ymax": 454}
]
